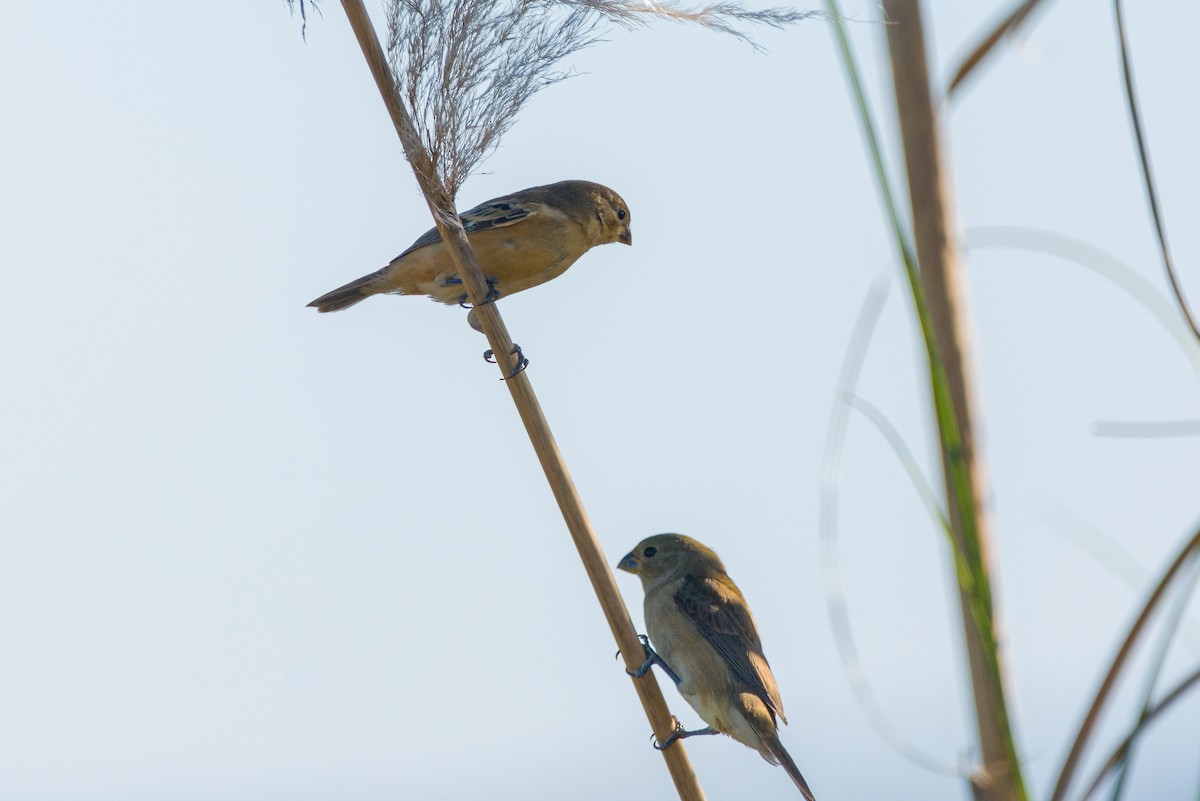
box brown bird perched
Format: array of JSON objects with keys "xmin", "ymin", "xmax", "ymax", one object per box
[
  {"xmin": 307, "ymin": 179, "xmax": 632, "ymax": 325},
  {"xmin": 618, "ymin": 534, "xmax": 816, "ymax": 801}
]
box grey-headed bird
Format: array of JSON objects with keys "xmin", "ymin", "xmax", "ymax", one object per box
[{"xmin": 618, "ymin": 533, "xmax": 815, "ymax": 801}]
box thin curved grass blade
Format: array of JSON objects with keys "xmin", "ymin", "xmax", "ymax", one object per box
[
  {"xmin": 1104, "ymin": 558, "xmax": 1200, "ymax": 801},
  {"xmin": 1078, "ymin": 664, "xmax": 1200, "ymax": 801},
  {"xmin": 1112, "ymin": 0, "xmax": 1200, "ymax": 343},
  {"xmin": 1049, "ymin": 523, "xmax": 1200, "ymax": 801},
  {"xmin": 966, "ymin": 227, "xmax": 1200, "ymax": 383},
  {"xmin": 819, "ymin": 277, "xmax": 963, "ymax": 775}
]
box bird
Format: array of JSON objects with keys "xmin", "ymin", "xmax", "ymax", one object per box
[
  {"xmin": 618, "ymin": 533, "xmax": 816, "ymax": 801},
  {"xmin": 306, "ymin": 179, "xmax": 632, "ymax": 325}
]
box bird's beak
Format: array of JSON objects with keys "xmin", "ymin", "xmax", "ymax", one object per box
[
  {"xmin": 617, "ymin": 551, "xmax": 639, "ymax": 573},
  {"xmin": 618, "ymin": 226, "xmax": 632, "ymax": 246}
]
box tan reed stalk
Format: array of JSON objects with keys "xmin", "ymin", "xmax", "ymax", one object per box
[
  {"xmin": 882, "ymin": 3, "xmax": 1025, "ymax": 799},
  {"xmin": 335, "ymin": 2, "xmax": 707, "ymax": 799}
]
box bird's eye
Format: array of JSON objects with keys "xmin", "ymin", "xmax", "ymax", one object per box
[
  {"xmin": 617, "ymin": 209, "xmax": 627, "ymax": 221},
  {"xmin": 642, "ymin": 546, "xmax": 657, "ymax": 558}
]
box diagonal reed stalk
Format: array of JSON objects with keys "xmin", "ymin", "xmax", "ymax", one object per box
[{"xmin": 335, "ymin": 2, "xmax": 706, "ymax": 798}]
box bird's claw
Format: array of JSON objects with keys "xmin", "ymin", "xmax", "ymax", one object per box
[
  {"xmin": 625, "ymin": 634, "xmax": 681, "ymax": 685},
  {"xmin": 457, "ymin": 278, "xmax": 501, "ymax": 309},
  {"xmin": 625, "ymin": 635, "xmax": 656, "ymax": 678},
  {"xmin": 653, "ymin": 719, "xmax": 686, "ymax": 751},
  {"xmin": 483, "ymin": 344, "xmax": 529, "ymax": 379},
  {"xmin": 652, "ymin": 721, "xmax": 719, "ymax": 751}
]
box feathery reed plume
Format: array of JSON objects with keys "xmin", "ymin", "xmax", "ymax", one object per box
[
  {"xmin": 285, "ymin": 0, "xmax": 323, "ymax": 40},
  {"xmin": 567, "ymin": 0, "xmax": 823, "ymax": 46},
  {"xmin": 385, "ymin": 0, "xmax": 601, "ymax": 197},
  {"xmin": 385, "ymin": 0, "xmax": 823, "ymax": 196}
]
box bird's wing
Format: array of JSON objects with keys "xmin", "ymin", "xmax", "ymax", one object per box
[
  {"xmin": 390, "ymin": 200, "xmax": 536, "ymax": 261},
  {"xmin": 460, "ymin": 199, "xmax": 537, "ymax": 232},
  {"xmin": 674, "ymin": 574, "xmax": 787, "ymax": 723}
]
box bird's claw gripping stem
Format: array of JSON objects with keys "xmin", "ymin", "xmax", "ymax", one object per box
[
  {"xmin": 483, "ymin": 344, "xmax": 529, "ymax": 379},
  {"xmin": 625, "ymin": 634, "xmax": 681, "ymax": 685},
  {"xmin": 652, "ymin": 719, "xmax": 719, "ymax": 751},
  {"xmin": 457, "ymin": 277, "xmax": 501, "ymax": 309}
]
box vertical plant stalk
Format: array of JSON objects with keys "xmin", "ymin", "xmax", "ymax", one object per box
[
  {"xmin": 881, "ymin": 2, "xmax": 1025, "ymax": 800},
  {"xmin": 336, "ymin": 3, "xmax": 707, "ymax": 799}
]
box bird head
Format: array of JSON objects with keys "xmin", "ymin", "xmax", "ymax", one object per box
[
  {"xmin": 617, "ymin": 533, "xmax": 726, "ymax": 585},
  {"xmin": 599, "ymin": 190, "xmax": 632, "ymax": 246},
  {"xmin": 574, "ymin": 181, "xmax": 631, "ymax": 247}
]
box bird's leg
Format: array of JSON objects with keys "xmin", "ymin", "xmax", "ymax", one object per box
[
  {"xmin": 625, "ymin": 634, "xmax": 682, "ymax": 685},
  {"xmin": 455, "ymin": 277, "xmax": 501, "ymax": 309},
  {"xmin": 439, "ymin": 276, "xmax": 467, "ymax": 306},
  {"xmin": 483, "ymin": 343, "xmax": 529, "ymax": 380},
  {"xmin": 653, "ymin": 719, "xmax": 720, "ymax": 751}
]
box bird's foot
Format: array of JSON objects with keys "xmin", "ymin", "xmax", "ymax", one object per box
[
  {"xmin": 482, "ymin": 279, "xmax": 500, "ymax": 305},
  {"xmin": 483, "ymin": 343, "xmax": 529, "ymax": 380},
  {"xmin": 652, "ymin": 720, "xmax": 719, "ymax": 751},
  {"xmin": 624, "ymin": 634, "xmax": 681, "ymax": 685},
  {"xmin": 456, "ymin": 277, "xmax": 501, "ymax": 309}
]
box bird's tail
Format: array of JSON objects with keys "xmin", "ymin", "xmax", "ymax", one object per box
[
  {"xmin": 307, "ymin": 272, "xmax": 381, "ymax": 313},
  {"xmin": 759, "ymin": 731, "xmax": 816, "ymax": 801}
]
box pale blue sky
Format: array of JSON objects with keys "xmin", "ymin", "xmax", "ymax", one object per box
[{"xmin": 2, "ymin": 2, "xmax": 1198, "ymax": 799}]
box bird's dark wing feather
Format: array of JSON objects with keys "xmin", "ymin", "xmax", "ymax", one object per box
[
  {"xmin": 390, "ymin": 200, "xmax": 536, "ymax": 262},
  {"xmin": 674, "ymin": 574, "xmax": 787, "ymax": 723}
]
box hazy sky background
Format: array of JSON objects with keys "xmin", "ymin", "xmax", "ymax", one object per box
[{"xmin": 3, "ymin": 1, "xmax": 1198, "ymax": 799}]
